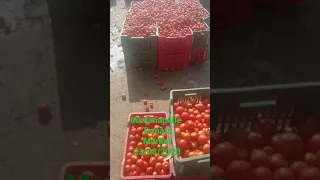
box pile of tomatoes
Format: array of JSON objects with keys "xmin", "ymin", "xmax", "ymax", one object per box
[
  {"xmin": 124, "ymin": 115, "xmax": 171, "ymax": 176},
  {"xmin": 211, "ymin": 118, "xmax": 320, "ymax": 180},
  {"xmin": 173, "ymin": 97, "xmax": 210, "ymax": 158},
  {"xmin": 122, "ymin": 0, "xmax": 208, "ymax": 37}
]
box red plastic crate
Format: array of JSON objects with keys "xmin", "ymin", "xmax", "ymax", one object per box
[
  {"xmin": 59, "ymin": 161, "xmax": 109, "ymax": 180},
  {"xmin": 158, "ymin": 30, "xmax": 193, "ymax": 70},
  {"xmin": 121, "ymin": 112, "xmax": 174, "ymax": 180},
  {"xmin": 190, "ymin": 48, "xmax": 208, "ymax": 64}
]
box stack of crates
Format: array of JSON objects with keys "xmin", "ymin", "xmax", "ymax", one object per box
[
  {"xmin": 121, "ymin": 32, "xmax": 158, "ymax": 70},
  {"xmin": 157, "ymin": 28, "xmax": 193, "ymax": 70},
  {"xmin": 190, "ymin": 6, "xmax": 210, "ymax": 64},
  {"xmin": 190, "ymin": 22, "xmax": 210, "ymax": 64}
]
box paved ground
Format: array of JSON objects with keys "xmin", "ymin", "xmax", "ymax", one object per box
[{"xmin": 0, "ymin": 1, "xmax": 108, "ymax": 179}]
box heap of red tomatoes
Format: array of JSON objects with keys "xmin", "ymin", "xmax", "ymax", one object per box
[
  {"xmin": 174, "ymin": 97, "xmax": 210, "ymax": 158},
  {"xmin": 123, "ymin": 0, "xmax": 209, "ymax": 37},
  {"xmin": 124, "ymin": 115, "xmax": 171, "ymax": 176},
  {"xmin": 211, "ymin": 118, "xmax": 320, "ymax": 180}
]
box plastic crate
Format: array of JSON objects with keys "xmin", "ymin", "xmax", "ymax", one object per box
[
  {"xmin": 157, "ymin": 29, "xmax": 193, "ymax": 70},
  {"xmin": 121, "ymin": 112, "xmax": 174, "ymax": 180},
  {"xmin": 211, "ymin": 82, "xmax": 320, "ymax": 134},
  {"xmin": 192, "ymin": 23, "xmax": 210, "ymax": 48},
  {"xmin": 120, "ymin": 11, "xmax": 158, "ymax": 70},
  {"xmin": 59, "ymin": 161, "xmax": 109, "ymax": 180},
  {"xmin": 190, "ymin": 48, "xmax": 208, "ymax": 64},
  {"xmin": 169, "ymin": 88, "xmax": 210, "ymax": 177},
  {"xmin": 172, "ymin": 164, "xmax": 210, "ymax": 180}
]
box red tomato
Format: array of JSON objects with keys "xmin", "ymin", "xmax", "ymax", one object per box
[
  {"xmin": 175, "ymin": 106, "xmax": 184, "ymax": 115},
  {"xmin": 203, "ymin": 114, "xmax": 210, "ymax": 124},
  {"xmin": 278, "ymin": 132, "xmax": 303, "ymax": 162},
  {"xmin": 252, "ymin": 119, "xmax": 277, "ymax": 142},
  {"xmin": 182, "ymin": 132, "xmax": 191, "ymax": 141},
  {"xmin": 198, "ymin": 135, "xmax": 209, "ymax": 145},
  {"xmin": 252, "ymin": 167, "xmax": 273, "ymax": 180},
  {"xmin": 149, "ymin": 157, "xmax": 157, "ymax": 167},
  {"xmin": 308, "ymin": 134, "xmax": 320, "ymax": 154},
  {"xmin": 211, "ymin": 142, "xmax": 237, "ymax": 169},
  {"xmin": 298, "ymin": 118, "xmax": 320, "ymax": 143},
  {"xmin": 274, "ymin": 168, "xmax": 295, "ymax": 180},
  {"xmin": 189, "ymin": 141, "xmax": 199, "ymax": 150},
  {"xmin": 146, "ymin": 167, "xmax": 154, "ymax": 175},
  {"xmin": 203, "ymin": 143, "xmax": 210, "ymax": 154},
  {"xmin": 179, "ymin": 123, "xmax": 187, "ymax": 132},
  {"xmin": 125, "ymin": 165, "xmax": 131, "ymax": 173},
  {"xmin": 154, "ymin": 162, "xmax": 162, "ymax": 172},
  {"xmin": 226, "ymin": 160, "xmax": 253, "ymax": 180},
  {"xmin": 203, "ymin": 98, "xmax": 210, "ymax": 106},
  {"xmin": 211, "ymin": 166, "xmax": 225, "ymax": 179},
  {"xmin": 189, "ymin": 114, "xmax": 196, "ymax": 121},
  {"xmin": 299, "ymin": 166, "xmax": 320, "ymax": 180},
  {"xmin": 128, "ymin": 135, "xmax": 135, "ymax": 141},
  {"xmin": 236, "ymin": 148, "xmax": 249, "ymax": 160},
  {"xmin": 290, "ymin": 161, "xmax": 308, "ymax": 177},
  {"xmin": 246, "ymin": 132, "xmax": 265, "ymax": 150},
  {"xmin": 162, "ymin": 161, "xmax": 170, "ymax": 171},
  {"xmin": 178, "ymin": 139, "xmax": 189, "ymax": 149},
  {"xmin": 190, "ymin": 132, "xmax": 199, "ymax": 141},
  {"xmin": 196, "ymin": 103, "xmax": 206, "ymax": 112},
  {"xmin": 269, "ymin": 153, "xmax": 288, "ymax": 172},
  {"xmin": 126, "ymin": 152, "xmax": 133, "ymax": 159},
  {"xmin": 136, "ymin": 159, "xmax": 144, "ymax": 167},
  {"xmin": 263, "ymin": 146, "xmax": 274, "ymax": 156},
  {"xmin": 180, "ymin": 112, "xmax": 189, "ymax": 122},
  {"xmin": 250, "ymin": 149, "xmax": 270, "ymax": 168},
  {"xmin": 224, "ymin": 128, "xmax": 248, "ymax": 148},
  {"xmin": 304, "ymin": 152, "xmax": 317, "ymax": 166}
]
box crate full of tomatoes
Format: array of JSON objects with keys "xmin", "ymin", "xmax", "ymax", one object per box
[
  {"xmin": 121, "ymin": 112, "xmax": 174, "ymax": 180},
  {"xmin": 211, "ymin": 82, "xmax": 320, "ymax": 180},
  {"xmin": 122, "ymin": 0, "xmax": 209, "ymax": 70},
  {"xmin": 121, "ymin": 2, "xmax": 158, "ymax": 70},
  {"xmin": 169, "ymin": 87, "xmax": 210, "ymax": 177}
]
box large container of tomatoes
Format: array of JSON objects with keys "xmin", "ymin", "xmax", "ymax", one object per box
[
  {"xmin": 121, "ymin": 2, "xmax": 158, "ymax": 70},
  {"xmin": 59, "ymin": 161, "xmax": 109, "ymax": 180},
  {"xmin": 169, "ymin": 87, "xmax": 210, "ymax": 177},
  {"xmin": 121, "ymin": 112, "xmax": 174, "ymax": 179},
  {"xmin": 211, "ymin": 82, "xmax": 320, "ymax": 180}
]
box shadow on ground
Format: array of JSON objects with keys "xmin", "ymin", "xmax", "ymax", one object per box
[
  {"xmin": 211, "ymin": 1, "xmax": 320, "ymax": 88},
  {"xmin": 126, "ymin": 61, "xmax": 210, "ymax": 102}
]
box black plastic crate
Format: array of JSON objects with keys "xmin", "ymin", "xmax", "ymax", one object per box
[{"xmin": 211, "ymin": 82, "xmax": 320, "ymax": 133}]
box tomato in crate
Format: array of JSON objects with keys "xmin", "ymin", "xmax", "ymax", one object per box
[
  {"xmin": 211, "ymin": 82, "xmax": 320, "ymax": 179},
  {"xmin": 121, "ymin": 112, "xmax": 174, "ymax": 180}
]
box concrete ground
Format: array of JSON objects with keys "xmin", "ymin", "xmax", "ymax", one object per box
[{"xmin": 0, "ymin": 1, "xmax": 109, "ymax": 179}]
